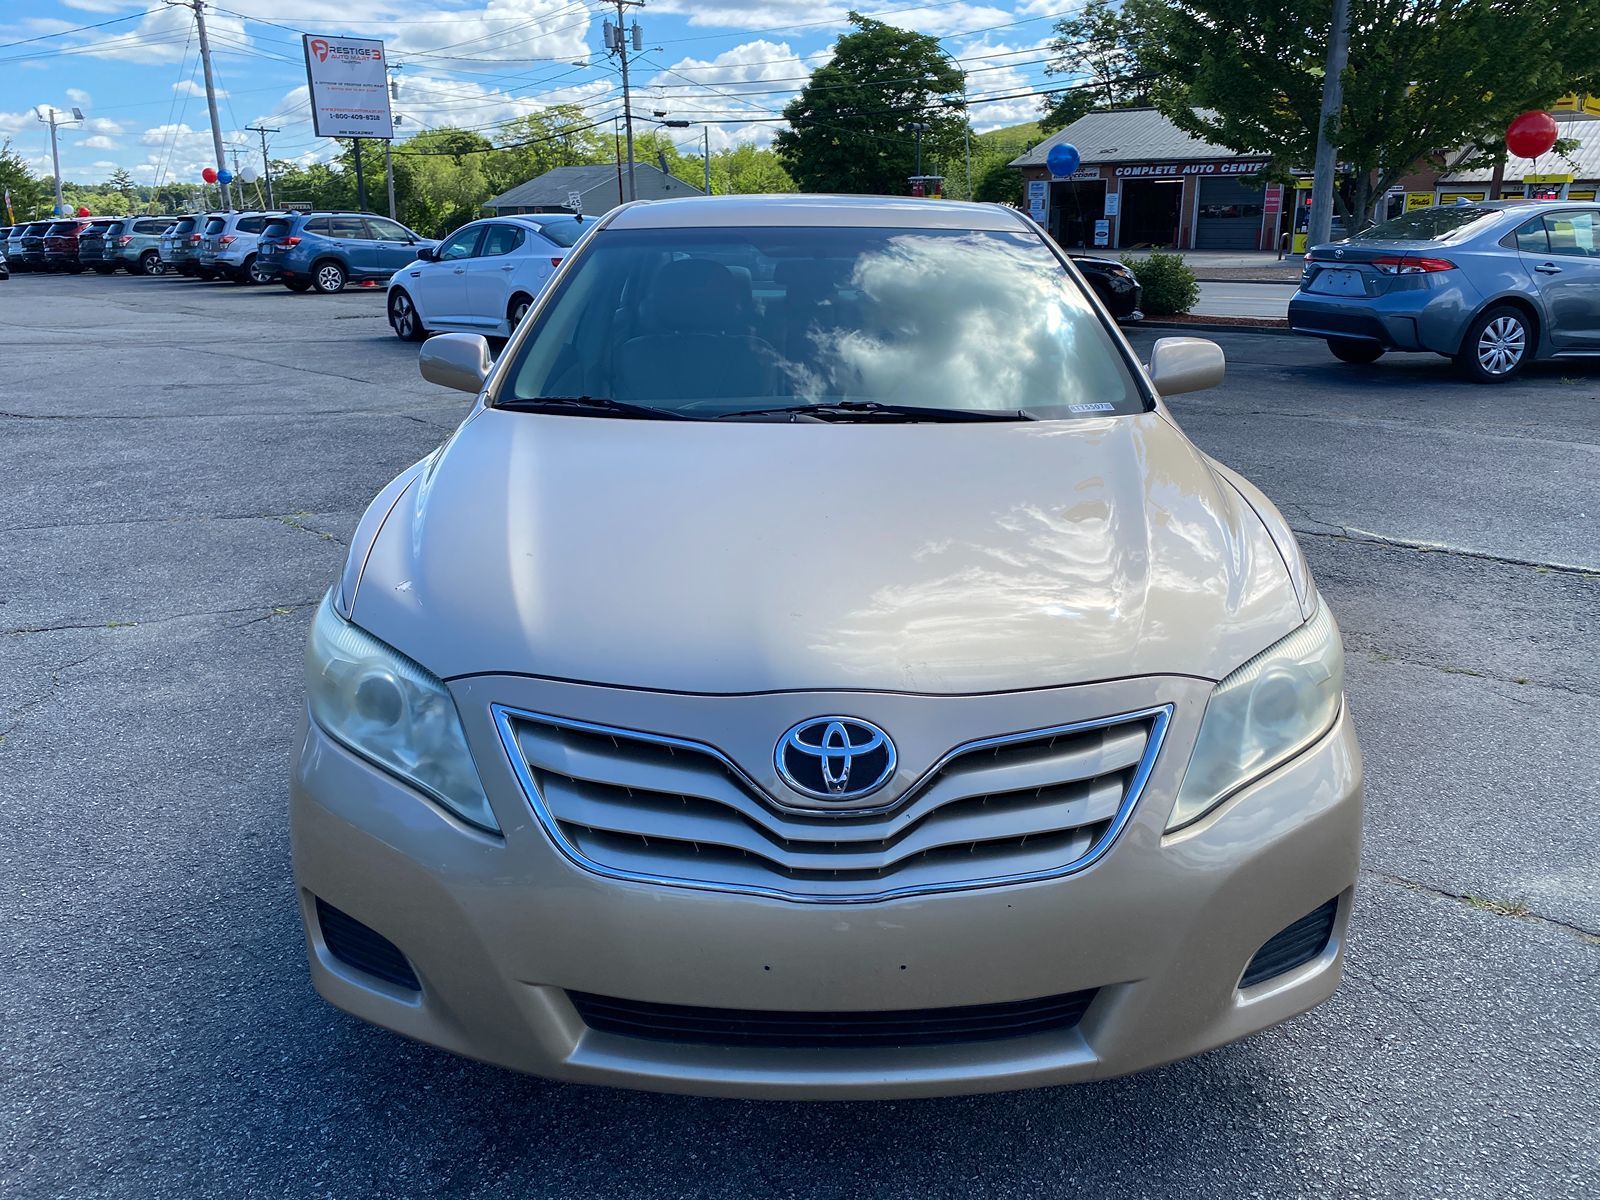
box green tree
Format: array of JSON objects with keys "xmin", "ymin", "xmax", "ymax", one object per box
[
  {"xmin": 776, "ymin": 13, "xmax": 968, "ymax": 194},
  {"xmin": 0, "ymin": 139, "xmax": 49, "ymax": 220},
  {"xmin": 488, "ymin": 105, "xmax": 609, "ymax": 196},
  {"xmin": 1128, "ymin": 0, "xmax": 1600, "ymax": 224},
  {"xmin": 709, "ymin": 143, "xmax": 796, "ymax": 194},
  {"xmin": 107, "ymin": 167, "xmax": 137, "ymax": 201},
  {"xmin": 1040, "ymin": 0, "xmax": 1148, "ymax": 131}
]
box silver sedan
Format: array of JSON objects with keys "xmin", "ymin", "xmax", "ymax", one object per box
[{"xmin": 1288, "ymin": 201, "xmax": 1600, "ymax": 382}]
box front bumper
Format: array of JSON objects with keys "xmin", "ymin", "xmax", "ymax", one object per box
[{"xmin": 291, "ymin": 678, "xmax": 1362, "ymax": 1099}]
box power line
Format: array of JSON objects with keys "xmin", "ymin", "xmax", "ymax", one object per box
[{"xmin": 0, "ymin": 7, "xmax": 163, "ymax": 51}]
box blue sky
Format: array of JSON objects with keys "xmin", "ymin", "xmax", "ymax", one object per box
[{"xmin": 2, "ymin": 1, "xmax": 1069, "ymax": 185}]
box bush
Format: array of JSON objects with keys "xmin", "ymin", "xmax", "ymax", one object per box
[{"xmin": 1121, "ymin": 251, "xmax": 1199, "ymax": 315}]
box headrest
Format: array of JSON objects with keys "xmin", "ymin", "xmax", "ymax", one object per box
[{"xmin": 641, "ymin": 257, "xmax": 749, "ymax": 334}]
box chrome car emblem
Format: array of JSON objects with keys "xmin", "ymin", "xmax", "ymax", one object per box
[
  {"xmin": 776, "ymin": 717, "xmax": 896, "ymax": 801},
  {"xmin": 1334, "ymin": 248, "xmax": 1345, "ymax": 258}
]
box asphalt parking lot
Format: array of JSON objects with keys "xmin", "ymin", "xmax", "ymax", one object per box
[{"xmin": 2, "ymin": 270, "xmax": 1597, "ymax": 1199}]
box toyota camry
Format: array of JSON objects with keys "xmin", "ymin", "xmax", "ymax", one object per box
[{"xmin": 291, "ymin": 194, "xmax": 1362, "ymax": 1099}]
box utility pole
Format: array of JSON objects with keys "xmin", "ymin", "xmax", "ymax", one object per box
[
  {"xmin": 36, "ymin": 105, "xmax": 83, "ymax": 216},
  {"xmin": 385, "ymin": 70, "xmax": 400, "ymax": 219},
  {"xmin": 246, "ymin": 124, "xmax": 278, "ymax": 208},
  {"xmin": 167, "ymin": 1, "xmax": 233, "ymax": 211},
  {"xmin": 908, "ymin": 121, "xmax": 929, "ymax": 179},
  {"xmin": 352, "ymin": 139, "xmax": 367, "ymax": 211},
  {"xmin": 703, "ymin": 124, "xmax": 710, "ymax": 195},
  {"xmin": 1307, "ymin": 0, "xmax": 1350, "ymax": 250},
  {"xmin": 604, "ymin": 1, "xmax": 643, "ymax": 201}
]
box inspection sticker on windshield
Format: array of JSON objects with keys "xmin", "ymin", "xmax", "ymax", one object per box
[{"xmin": 1070, "ymin": 402, "xmax": 1116, "ymax": 413}]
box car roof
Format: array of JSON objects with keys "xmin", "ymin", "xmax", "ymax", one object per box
[{"xmin": 604, "ymin": 194, "xmax": 1033, "ymax": 232}]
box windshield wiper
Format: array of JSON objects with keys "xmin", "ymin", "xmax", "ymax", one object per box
[
  {"xmin": 495, "ymin": 395, "xmax": 695, "ymax": 421},
  {"xmin": 714, "ymin": 401, "xmax": 1032, "ymax": 423}
]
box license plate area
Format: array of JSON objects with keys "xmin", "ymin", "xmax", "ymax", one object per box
[{"xmin": 1309, "ymin": 268, "xmax": 1367, "ymax": 297}]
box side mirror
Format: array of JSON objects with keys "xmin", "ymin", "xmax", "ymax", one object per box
[
  {"xmin": 1147, "ymin": 336, "xmax": 1225, "ymax": 396},
  {"xmin": 419, "ymin": 333, "xmax": 492, "ymax": 394},
  {"xmin": 415, "ymin": 245, "xmax": 437, "ymax": 262}
]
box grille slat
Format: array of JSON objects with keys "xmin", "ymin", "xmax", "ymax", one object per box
[
  {"xmin": 569, "ymin": 988, "xmax": 1097, "ymax": 1048},
  {"xmin": 536, "ymin": 771, "xmax": 1128, "ymax": 875},
  {"xmin": 501, "ymin": 706, "xmax": 1166, "ymax": 902}
]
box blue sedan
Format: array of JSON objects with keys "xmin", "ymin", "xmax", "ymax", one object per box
[{"xmin": 1288, "ymin": 201, "xmax": 1600, "ymax": 382}]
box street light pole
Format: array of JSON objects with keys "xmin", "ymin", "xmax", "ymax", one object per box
[
  {"xmin": 36, "ymin": 105, "xmax": 83, "ymax": 216},
  {"xmin": 1307, "ymin": 0, "xmax": 1351, "ymax": 249},
  {"xmin": 907, "ymin": 121, "xmax": 929, "ymax": 182},
  {"xmin": 246, "ymin": 124, "xmax": 278, "ymax": 208}
]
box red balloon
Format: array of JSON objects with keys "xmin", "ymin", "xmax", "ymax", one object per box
[
  {"xmin": 1506, "ymin": 110, "xmax": 1558, "ymax": 159},
  {"xmin": 201, "ymin": 167, "xmax": 218, "ymax": 183},
  {"xmin": 76, "ymin": 206, "xmax": 91, "ymax": 217}
]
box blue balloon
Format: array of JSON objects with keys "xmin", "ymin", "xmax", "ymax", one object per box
[
  {"xmin": 217, "ymin": 168, "xmax": 234, "ymax": 185},
  {"xmin": 1046, "ymin": 142, "xmax": 1081, "ymax": 178}
]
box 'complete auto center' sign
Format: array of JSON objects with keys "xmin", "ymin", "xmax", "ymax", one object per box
[
  {"xmin": 1115, "ymin": 161, "xmax": 1269, "ymax": 177},
  {"xmin": 303, "ymin": 33, "xmax": 394, "ymax": 140}
]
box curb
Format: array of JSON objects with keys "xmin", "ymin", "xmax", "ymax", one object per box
[
  {"xmin": 1192, "ymin": 276, "xmax": 1303, "ymax": 286},
  {"xmin": 1137, "ymin": 319, "xmax": 1296, "ymax": 337}
]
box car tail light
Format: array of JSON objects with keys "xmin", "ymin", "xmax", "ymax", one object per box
[
  {"xmin": 1370, "ymin": 255, "xmax": 1455, "ymax": 274},
  {"xmin": 189, "ymin": 233, "xmax": 201, "ymax": 243},
  {"xmin": 280, "ymin": 236, "xmax": 301, "ymax": 247},
  {"xmin": 220, "ymin": 235, "xmax": 236, "ymax": 245},
  {"xmin": 550, "ymin": 256, "xmax": 563, "ymax": 267},
  {"xmin": 118, "ymin": 236, "xmax": 133, "ymax": 246}
]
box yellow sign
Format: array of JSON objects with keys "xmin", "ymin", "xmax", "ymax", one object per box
[
  {"xmin": 1568, "ymin": 189, "xmax": 1597, "ymax": 201},
  {"xmin": 1553, "ymin": 93, "xmax": 1600, "ymax": 117},
  {"xmin": 1404, "ymin": 192, "xmax": 1433, "ymax": 211},
  {"xmin": 1523, "ymin": 172, "xmax": 1575, "ymax": 184},
  {"xmin": 1437, "ymin": 192, "xmax": 1486, "ymax": 204}
]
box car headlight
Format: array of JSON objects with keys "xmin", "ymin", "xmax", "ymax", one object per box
[
  {"xmin": 1168, "ymin": 601, "xmax": 1344, "ymax": 831},
  {"xmin": 305, "ymin": 592, "xmax": 498, "ymax": 833}
]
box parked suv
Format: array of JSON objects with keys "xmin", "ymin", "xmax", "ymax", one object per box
[
  {"xmin": 77, "ymin": 220, "xmax": 122, "ymax": 274},
  {"xmin": 257, "ymin": 211, "xmax": 434, "ymax": 293},
  {"xmin": 17, "ymin": 222, "xmax": 54, "ymax": 271},
  {"xmin": 6, "ymin": 223, "xmax": 37, "ymax": 270},
  {"xmin": 160, "ymin": 214, "xmax": 218, "ymax": 277},
  {"xmin": 198, "ymin": 210, "xmax": 284, "ymax": 284},
  {"xmin": 45, "ymin": 218, "xmax": 112, "ymax": 273},
  {"xmin": 109, "ymin": 216, "xmax": 178, "ymax": 275}
]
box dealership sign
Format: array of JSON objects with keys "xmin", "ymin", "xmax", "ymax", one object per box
[
  {"xmin": 1114, "ymin": 161, "xmax": 1269, "ymax": 177},
  {"xmin": 303, "ymin": 34, "xmax": 393, "ymax": 139}
]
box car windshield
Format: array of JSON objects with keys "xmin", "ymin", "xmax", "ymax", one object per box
[
  {"xmin": 533, "ymin": 218, "xmax": 584, "ymax": 247},
  {"xmin": 1356, "ymin": 206, "xmax": 1500, "ymax": 242},
  {"xmin": 502, "ymin": 226, "xmax": 1145, "ymax": 420}
]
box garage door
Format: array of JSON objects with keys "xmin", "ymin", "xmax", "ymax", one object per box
[{"xmin": 1195, "ymin": 177, "xmax": 1266, "ymax": 250}]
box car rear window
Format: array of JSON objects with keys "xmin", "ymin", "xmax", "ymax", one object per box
[
  {"xmin": 504, "ymin": 226, "xmax": 1146, "ymax": 420},
  {"xmin": 236, "ymin": 215, "xmax": 266, "ymax": 234},
  {"xmin": 1359, "ymin": 206, "xmax": 1500, "ymax": 241},
  {"xmin": 173, "ymin": 217, "xmax": 198, "ymax": 234},
  {"xmin": 204, "ymin": 217, "xmax": 227, "ymax": 235},
  {"xmin": 534, "ymin": 218, "xmax": 584, "ymax": 247},
  {"xmin": 261, "ymin": 220, "xmax": 294, "ymax": 238}
]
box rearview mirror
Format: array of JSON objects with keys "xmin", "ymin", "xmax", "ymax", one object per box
[
  {"xmin": 415, "ymin": 245, "xmax": 437, "ymax": 262},
  {"xmin": 1147, "ymin": 337, "xmax": 1225, "ymax": 396},
  {"xmin": 419, "ymin": 334, "xmax": 492, "ymax": 394}
]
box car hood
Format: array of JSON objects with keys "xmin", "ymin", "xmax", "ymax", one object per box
[{"xmin": 350, "ymin": 409, "xmax": 1303, "ymax": 693}]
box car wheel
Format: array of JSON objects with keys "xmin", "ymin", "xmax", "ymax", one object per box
[
  {"xmin": 508, "ymin": 293, "xmax": 534, "ymax": 327},
  {"xmin": 313, "ymin": 261, "xmax": 347, "ymax": 294},
  {"xmin": 283, "ymin": 278, "xmax": 312, "ymax": 293},
  {"xmin": 244, "ymin": 255, "xmax": 273, "ymax": 285},
  {"xmin": 1328, "ymin": 337, "xmax": 1384, "ymax": 365},
  {"xmin": 140, "ymin": 252, "xmax": 164, "ymax": 276},
  {"xmin": 389, "ymin": 289, "xmax": 427, "ymax": 341},
  {"xmin": 1456, "ymin": 305, "xmax": 1532, "ymax": 383}
]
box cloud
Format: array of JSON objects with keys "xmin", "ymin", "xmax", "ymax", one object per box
[
  {"xmin": 172, "ymin": 79, "xmax": 226, "ymax": 99},
  {"xmin": 81, "ymin": 135, "xmax": 120, "ymax": 150},
  {"xmin": 66, "ymin": 88, "xmax": 93, "ymax": 107},
  {"xmin": 88, "ymin": 117, "xmax": 125, "ymax": 135}
]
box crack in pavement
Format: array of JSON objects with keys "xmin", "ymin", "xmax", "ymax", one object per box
[
  {"xmin": 1290, "ymin": 522, "xmax": 1599, "ymax": 577},
  {"xmin": 1365, "ymin": 869, "xmax": 1600, "ymax": 944},
  {"xmin": 0, "ymin": 509, "xmax": 363, "ymax": 537},
  {"xmin": 1350, "ymin": 646, "xmax": 1598, "ymax": 700},
  {"xmin": 4, "ymin": 600, "xmax": 320, "ymax": 638}
]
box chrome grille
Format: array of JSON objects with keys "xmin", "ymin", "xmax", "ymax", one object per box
[{"xmin": 495, "ymin": 705, "xmax": 1170, "ymax": 903}]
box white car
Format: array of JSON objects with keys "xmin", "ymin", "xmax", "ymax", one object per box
[{"xmin": 386, "ymin": 215, "xmax": 588, "ymax": 341}]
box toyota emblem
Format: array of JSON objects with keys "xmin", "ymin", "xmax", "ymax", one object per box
[{"xmin": 775, "ymin": 717, "xmax": 896, "ymax": 801}]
